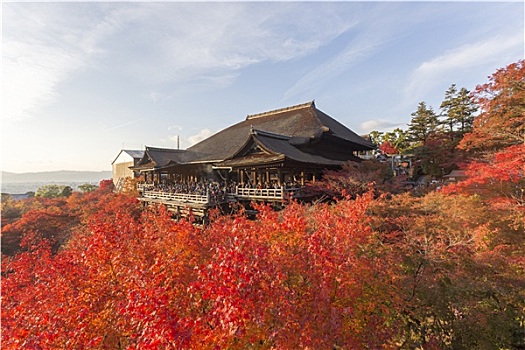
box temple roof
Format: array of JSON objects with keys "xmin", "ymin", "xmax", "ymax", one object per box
[
  {"xmin": 133, "ymin": 146, "xmax": 198, "ymax": 170},
  {"xmin": 131, "ymin": 102, "xmax": 373, "ymax": 171},
  {"xmin": 111, "ymin": 149, "xmax": 144, "ymax": 165},
  {"xmin": 216, "ymin": 128, "xmax": 360, "ymax": 168},
  {"xmin": 186, "ymin": 101, "xmax": 373, "ymax": 163}
]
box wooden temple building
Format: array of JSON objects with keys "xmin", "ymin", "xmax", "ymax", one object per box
[{"xmin": 126, "ymin": 101, "xmax": 375, "ymax": 221}]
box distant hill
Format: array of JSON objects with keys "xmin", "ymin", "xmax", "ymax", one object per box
[{"xmin": 2, "ymin": 170, "xmax": 112, "ymax": 183}]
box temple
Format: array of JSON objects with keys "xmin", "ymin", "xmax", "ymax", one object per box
[{"xmin": 121, "ymin": 101, "xmax": 375, "ymax": 221}]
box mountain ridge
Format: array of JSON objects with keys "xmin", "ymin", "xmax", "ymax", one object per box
[{"xmin": 2, "ymin": 170, "xmax": 112, "ymax": 183}]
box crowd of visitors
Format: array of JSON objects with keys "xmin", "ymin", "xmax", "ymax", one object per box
[
  {"xmin": 138, "ymin": 179, "xmax": 302, "ymax": 201},
  {"xmin": 139, "ymin": 180, "xmax": 231, "ymax": 201},
  {"xmin": 239, "ymin": 180, "xmax": 301, "ymax": 190}
]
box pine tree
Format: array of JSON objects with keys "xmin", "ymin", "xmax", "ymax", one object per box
[
  {"xmin": 407, "ymin": 101, "xmax": 438, "ymax": 145},
  {"xmin": 454, "ymin": 87, "xmax": 477, "ymax": 133},
  {"xmin": 440, "ymin": 84, "xmax": 458, "ymax": 133},
  {"xmin": 440, "ymin": 84, "xmax": 477, "ymax": 134}
]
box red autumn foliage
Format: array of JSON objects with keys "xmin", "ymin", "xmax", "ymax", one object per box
[
  {"xmin": 379, "ymin": 140, "xmax": 399, "ymax": 155},
  {"xmin": 2, "ymin": 190, "xmax": 403, "ymax": 349},
  {"xmin": 3, "ymin": 184, "xmax": 524, "ymax": 349},
  {"xmin": 443, "ymin": 144, "xmax": 525, "ymax": 229},
  {"xmin": 2, "ymin": 63, "xmax": 525, "ymax": 349},
  {"xmin": 459, "ymin": 60, "xmax": 525, "ymax": 153}
]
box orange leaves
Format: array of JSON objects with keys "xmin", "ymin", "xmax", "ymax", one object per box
[
  {"xmin": 3, "ymin": 177, "xmax": 525, "ymax": 349},
  {"xmin": 184, "ymin": 192, "xmax": 396, "ymax": 349},
  {"xmin": 460, "ymin": 60, "xmax": 525, "ymax": 153},
  {"xmin": 379, "ymin": 140, "xmax": 399, "ymax": 155},
  {"xmin": 443, "ymin": 144, "xmax": 525, "ymax": 229},
  {"xmin": 0, "ymin": 189, "xmax": 399, "ymax": 349}
]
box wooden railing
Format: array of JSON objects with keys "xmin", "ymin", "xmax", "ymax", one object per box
[
  {"xmin": 235, "ymin": 187, "xmax": 300, "ymax": 200},
  {"xmin": 142, "ymin": 190, "xmax": 210, "ymax": 204},
  {"xmin": 138, "ymin": 185, "xmax": 301, "ymax": 205},
  {"xmin": 137, "ymin": 183, "xmax": 152, "ymax": 191}
]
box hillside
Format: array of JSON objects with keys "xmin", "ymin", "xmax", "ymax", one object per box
[{"xmin": 2, "ymin": 170, "xmax": 112, "ymax": 183}]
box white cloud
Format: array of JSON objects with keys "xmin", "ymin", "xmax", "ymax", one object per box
[
  {"xmin": 168, "ymin": 125, "xmax": 183, "ymax": 132},
  {"xmin": 360, "ymin": 120, "xmax": 405, "ymax": 133},
  {"xmin": 2, "ymin": 3, "xmax": 125, "ymax": 122},
  {"xmin": 404, "ymin": 33, "xmax": 524, "ymax": 102},
  {"xmin": 1, "ymin": 2, "xmax": 363, "ymax": 122},
  {"xmin": 187, "ymin": 128, "xmax": 214, "ymax": 147},
  {"xmin": 102, "ymin": 118, "xmax": 143, "ymax": 132},
  {"xmin": 2, "ymin": 36, "xmax": 83, "ymax": 122},
  {"xmin": 282, "ymin": 4, "xmax": 411, "ymax": 101},
  {"xmin": 105, "ymin": 3, "xmax": 358, "ymax": 88}
]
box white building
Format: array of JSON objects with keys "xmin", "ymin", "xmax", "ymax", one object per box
[{"xmin": 111, "ymin": 150, "xmax": 144, "ymax": 188}]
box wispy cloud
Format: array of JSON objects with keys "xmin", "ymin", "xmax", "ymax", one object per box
[
  {"xmin": 282, "ymin": 4, "xmax": 413, "ymax": 101},
  {"xmin": 187, "ymin": 128, "xmax": 214, "ymax": 147},
  {"xmin": 2, "ymin": 3, "xmax": 125, "ymax": 122},
  {"xmin": 120, "ymin": 3, "xmax": 358, "ymax": 88},
  {"xmin": 168, "ymin": 125, "xmax": 183, "ymax": 132},
  {"xmin": 360, "ymin": 120, "xmax": 405, "ymax": 133},
  {"xmin": 404, "ymin": 33, "xmax": 524, "ymax": 103},
  {"xmin": 2, "ymin": 2, "xmax": 362, "ymax": 122},
  {"xmin": 102, "ymin": 118, "xmax": 143, "ymax": 132}
]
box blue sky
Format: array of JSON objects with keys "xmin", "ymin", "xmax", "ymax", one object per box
[{"xmin": 2, "ymin": 1, "xmax": 523, "ymax": 173}]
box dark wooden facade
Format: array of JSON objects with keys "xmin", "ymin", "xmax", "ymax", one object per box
[{"xmin": 129, "ymin": 101, "xmax": 375, "ymax": 219}]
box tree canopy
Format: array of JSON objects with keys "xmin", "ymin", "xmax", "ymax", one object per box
[
  {"xmin": 460, "ymin": 59, "xmax": 525, "ymax": 153},
  {"xmin": 2, "ymin": 61, "xmax": 525, "ymax": 349},
  {"xmin": 35, "ymin": 185, "xmax": 73, "ymax": 198}
]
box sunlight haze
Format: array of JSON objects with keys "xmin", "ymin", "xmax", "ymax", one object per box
[{"xmin": 2, "ymin": 1, "xmax": 523, "ymax": 173}]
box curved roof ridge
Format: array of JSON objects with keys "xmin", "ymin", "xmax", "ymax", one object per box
[
  {"xmin": 251, "ymin": 128, "xmax": 291, "ymax": 140},
  {"xmin": 145, "ymin": 146, "xmax": 184, "ymax": 152},
  {"xmin": 246, "ymin": 101, "xmax": 314, "ymax": 120}
]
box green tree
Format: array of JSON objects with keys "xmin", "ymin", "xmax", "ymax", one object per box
[
  {"xmin": 440, "ymin": 84, "xmax": 477, "ymax": 134},
  {"xmin": 406, "ymin": 102, "xmax": 441, "ymax": 177},
  {"xmin": 368, "ymin": 130, "xmax": 384, "ymax": 146},
  {"xmin": 1, "ymin": 195, "xmax": 21, "ymax": 220},
  {"xmin": 454, "ymin": 87, "xmax": 477, "ymax": 133},
  {"xmin": 369, "ymin": 128, "xmax": 409, "ymax": 154},
  {"xmin": 407, "ymin": 102, "xmax": 439, "ymax": 146},
  {"xmin": 78, "ymin": 183, "xmax": 98, "ymax": 193},
  {"xmin": 440, "ymin": 84, "xmax": 458, "ymax": 132},
  {"xmin": 60, "ymin": 186, "xmax": 73, "ymax": 197},
  {"xmin": 35, "ymin": 185, "xmax": 72, "ymax": 198},
  {"xmin": 383, "ymin": 128, "xmax": 409, "ymax": 154}
]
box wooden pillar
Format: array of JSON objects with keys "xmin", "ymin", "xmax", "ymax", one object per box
[{"xmin": 300, "ymin": 171, "xmax": 305, "ymax": 186}]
